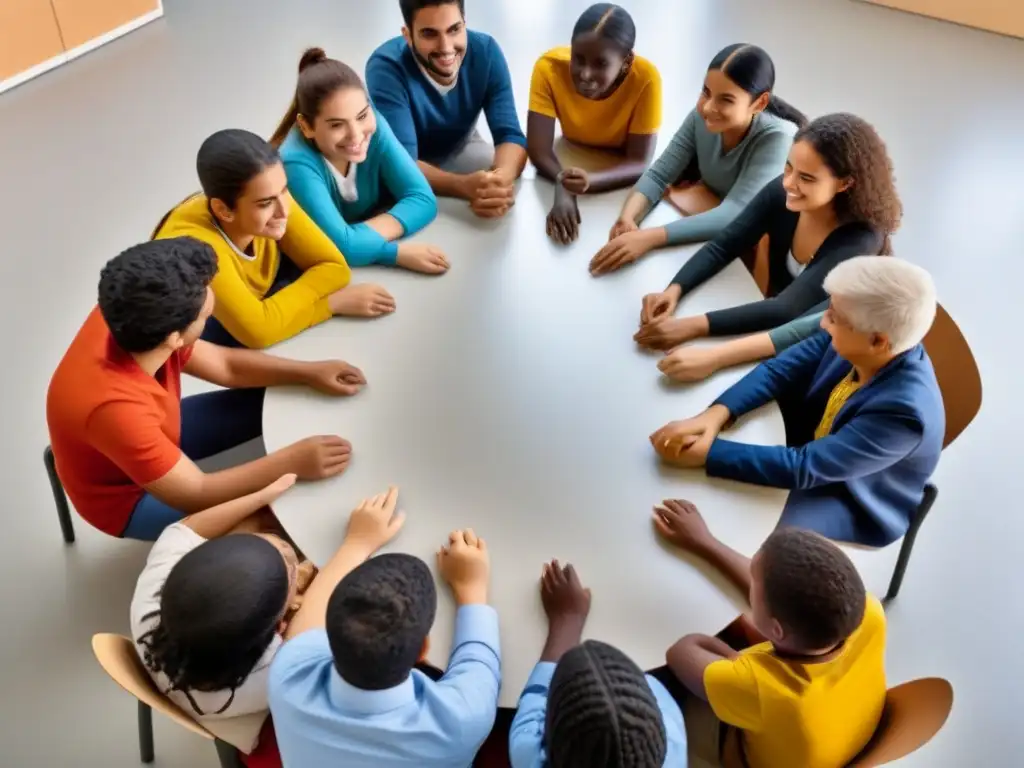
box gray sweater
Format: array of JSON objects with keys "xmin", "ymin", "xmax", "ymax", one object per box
[
  {"xmin": 634, "ymin": 109, "xmax": 796, "ymax": 245},
  {"xmin": 767, "ymin": 304, "xmax": 828, "ymax": 352}
]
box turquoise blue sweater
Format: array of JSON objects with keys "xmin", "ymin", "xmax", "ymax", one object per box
[{"xmin": 279, "ymin": 111, "xmax": 437, "ymax": 266}]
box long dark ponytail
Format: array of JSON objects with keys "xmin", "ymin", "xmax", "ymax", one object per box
[{"xmin": 708, "ymin": 44, "xmax": 807, "ymax": 128}]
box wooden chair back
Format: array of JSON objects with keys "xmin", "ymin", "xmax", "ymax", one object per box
[
  {"xmin": 921, "ymin": 304, "xmax": 982, "ymax": 448},
  {"xmin": 91, "ymin": 633, "xmax": 215, "ymax": 743}
]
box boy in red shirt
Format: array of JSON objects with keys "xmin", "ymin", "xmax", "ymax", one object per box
[{"xmin": 47, "ymin": 236, "xmax": 366, "ymax": 540}]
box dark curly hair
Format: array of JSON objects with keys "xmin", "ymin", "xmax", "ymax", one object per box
[
  {"xmin": 794, "ymin": 113, "xmax": 902, "ymax": 255},
  {"xmin": 546, "ymin": 640, "xmax": 667, "ymax": 767},
  {"xmin": 326, "ymin": 553, "xmax": 437, "ymax": 691},
  {"xmin": 137, "ymin": 535, "xmax": 290, "ymax": 715},
  {"xmin": 759, "ymin": 527, "xmax": 867, "ymax": 651},
  {"xmin": 98, "ymin": 237, "xmax": 217, "ymax": 353}
]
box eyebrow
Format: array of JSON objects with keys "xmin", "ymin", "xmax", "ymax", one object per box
[{"xmin": 255, "ymin": 185, "xmax": 288, "ymax": 204}]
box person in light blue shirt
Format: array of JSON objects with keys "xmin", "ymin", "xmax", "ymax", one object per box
[
  {"xmin": 271, "ymin": 48, "xmax": 449, "ymax": 275},
  {"xmin": 367, "ymin": 1, "xmax": 528, "ymax": 219},
  {"xmin": 270, "ymin": 487, "xmax": 500, "ymax": 768},
  {"xmin": 510, "ymin": 561, "xmax": 687, "ymax": 767}
]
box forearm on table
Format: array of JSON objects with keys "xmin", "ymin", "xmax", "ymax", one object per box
[
  {"xmin": 694, "ymin": 537, "xmax": 753, "ymax": 602},
  {"xmin": 418, "ymin": 161, "xmax": 470, "ymax": 200},
  {"xmin": 708, "ymin": 332, "xmax": 778, "ymax": 372},
  {"xmin": 220, "ymin": 347, "xmax": 314, "ymax": 388},
  {"xmin": 156, "ymin": 450, "xmax": 298, "ymax": 514},
  {"xmin": 363, "ymin": 212, "xmax": 405, "ymax": 241},
  {"xmin": 619, "ymin": 190, "xmax": 654, "ymax": 224},
  {"xmin": 493, "ymin": 142, "xmax": 528, "ymax": 181},
  {"xmin": 540, "ymin": 617, "xmax": 585, "ymax": 663},
  {"xmin": 182, "ymin": 484, "xmax": 277, "ymax": 539},
  {"xmin": 584, "ymin": 160, "xmax": 650, "ymax": 194},
  {"xmin": 528, "ymin": 144, "xmax": 562, "ymax": 183},
  {"xmin": 285, "ymin": 538, "xmax": 374, "ymax": 639}
]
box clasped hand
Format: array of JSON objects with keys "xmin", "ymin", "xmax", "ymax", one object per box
[
  {"xmin": 466, "ymin": 170, "xmax": 515, "ymax": 219},
  {"xmin": 650, "ymin": 405, "xmax": 730, "ymax": 468}
]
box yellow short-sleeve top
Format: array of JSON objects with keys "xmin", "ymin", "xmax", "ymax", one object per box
[{"xmin": 528, "ymin": 46, "xmax": 662, "ymax": 150}]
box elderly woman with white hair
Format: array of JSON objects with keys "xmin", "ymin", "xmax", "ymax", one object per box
[{"xmin": 649, "ymin": 255, "xmax": 945, "ymax": 546}]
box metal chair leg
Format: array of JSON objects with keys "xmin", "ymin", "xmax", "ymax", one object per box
[
  {"xmin": 44, "ymin": 446, "xmax": 75, "ymax": 544},
  {"xmin": 885, "ymin": 484, "xmax": 938, "ymax": 605},
  {"xmin": 138, "ymin": 700, "xmax": 155, "ymax": 763},
  {"xmin": 214, "ymin": 738, "xmax": 244, "ymax": 768}
]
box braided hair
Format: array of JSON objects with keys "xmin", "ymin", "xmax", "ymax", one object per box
[
  {"xmin": 137, "ymin": 535, "xmax": 289, "ymax": 715},
  {"xmin": 546, "ymin": 640, "xmax": 667, "ymax": 767}
]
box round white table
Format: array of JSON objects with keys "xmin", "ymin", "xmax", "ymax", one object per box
[{"xmin": 264, "ymin": 181, "xmax": 789, "ymax": 707}]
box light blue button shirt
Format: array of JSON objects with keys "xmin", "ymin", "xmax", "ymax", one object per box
[
  {"xmin": 508, "ymin": 661, "xmax": 688, "ymax": 767},
  {"xmin": 269, "ymin": 605, "xmax": 501, "ymax": 768}
]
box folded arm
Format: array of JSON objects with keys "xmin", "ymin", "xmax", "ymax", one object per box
[{"xmin": 376, "ymin": 114, "xmax": 438, "ymax": 237}]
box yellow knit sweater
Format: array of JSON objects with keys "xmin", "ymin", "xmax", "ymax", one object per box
[{"xmin": 154, "ymin": 194, "xmax": 352, "ymax": 348}]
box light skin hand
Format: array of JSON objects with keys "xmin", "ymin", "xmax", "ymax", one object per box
[
  {"xmin": 397, "ymin": 242, "xmax": 451, "ymax": 275},
  {"xmin": 437, "ymin": 528, "xmax": 490, "ymax": 606},
  {"xmin": 640, "ymin": 284, "xmax": 683, "ymax": 326},
  {"xmin": 303, "ymin": 360, "xmax": 367, "ymax": 396},
  {"xmin": 589, "ymin": 229, "xmax": 664, "ymax": 276},
  {"xmin": 657, "ymin": 345, "xmax": 723, "ymax": 383},
  {"xmin": 650, "ymin": 405, "xmax": 730, "ymax": 465},
  {"xmin": 345, "ymin": 486, "xmax": 407, "ymax": 554},
  {"xmin": 328, "ymin": 283, "xmax": 397, "ymax": 318},
  {"xmin": 652, "ymin": 499, "xmax": 714, "ymax": 554},
  {"xmin": 609, "ymin": 217, "xmax": 639, "ymax": 241},
  {"xmin": 282, "ymin": 435, "xmax": 353, "ymax": 480},
  {"xmin": 634, "ymin": 314, "xmax": 710, "ymax": 351}
]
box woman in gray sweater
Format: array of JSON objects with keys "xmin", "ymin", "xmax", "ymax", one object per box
[{"xmin": 591, "ymin": 44, "xmax": 804, "ymax": 275}]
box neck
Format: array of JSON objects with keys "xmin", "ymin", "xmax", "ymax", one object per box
[
  {"xmin": 721, "ymin": 115, "xmax": 756, "ymax": 152},
  {"xmin": 799, "ymin": 202, "xmax": 840, "ymax": 230},
  {"xmin": 130, "ymin": 346, "xmax": 174, "ymax": 377},
  {"xmin": 216, "ymin": 215, "xmax": 255, "ymax": 253},
  {"xmin": 771, "ymin": 638, "xmax": 843, "ymax": 661},
  {"xmin": 853, "ymin": 353, "xmax": 896, "ymax": 384},
  {"xmin": 328, "ymin": 155, "xmax": 351, "ymax": 176}
]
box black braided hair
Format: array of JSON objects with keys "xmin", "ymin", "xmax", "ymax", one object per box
[{"xmin": 546, "ymin": 640, "xmax": 667, "ymax": 767}]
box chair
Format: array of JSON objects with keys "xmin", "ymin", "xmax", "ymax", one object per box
[
  {"xmin": 91, "ymin": 633, "xmax": 245, "ymax": 768},
  {"xmin": 44, "ymin": 445, "xmax": 75, "ymax": 544},
  {"xmin": 720, "ymin": 677, "xmax": 953, "ymax": 767},
  {"xmin": 885, "ymin": 304, "xmax": 981, "ymax": 603}
]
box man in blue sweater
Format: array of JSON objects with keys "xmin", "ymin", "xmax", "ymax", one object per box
[
  {"xmin": 650, "ymin": 256, "xmax": 945, "ymax": 548},
  {"xmin": 367, "ymin": 1, "xmax": 528, "ymax": 219}
]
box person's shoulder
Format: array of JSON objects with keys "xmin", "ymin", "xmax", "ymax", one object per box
[
  {"xmin": 158, "ymin": 195, "xmax": 224, "ymax": 249},
  {"xmin": 279, "ymin": 128, "xmax": 318, "ymax": 165},
  {"xmin": 631, "ymin": 54, "xmax": 661, "ymax": 85},
  {"xmin": 270, "ymin": 629, "xmax": 333, "ymax": 684},
  {"xmin": 756, "ymin": 110, "xmax": 799, "ymax": 140},
  {"xmin": 369, "ymin": 35, "xmax": 408, "ymax": 64}
]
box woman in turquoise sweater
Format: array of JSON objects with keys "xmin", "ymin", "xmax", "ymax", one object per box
[{"xmin": 272, "ymin": 48, "xmax": 449, "ymax": 274}]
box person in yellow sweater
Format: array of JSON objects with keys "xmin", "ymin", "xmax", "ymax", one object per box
[
  {"xmin": 154, "ymin": 129, "xmax": 395, "ymax": 349},
  {"xmin": 526, "ymin": 3, "xmax": 661, "ymax": 245},
  {"xmin": 655, "ymin": 500, "xmax": 886, "ymax": 768}
]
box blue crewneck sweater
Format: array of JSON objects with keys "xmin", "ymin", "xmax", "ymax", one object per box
[
  {"xmin": 279, "ymin": 109, "xmax": 437, "ymax": 266},
  {"xmin": 366, "ymin": 31, "xmax": 526, "ymax": 163}
]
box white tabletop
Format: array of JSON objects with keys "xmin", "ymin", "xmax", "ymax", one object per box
[{"xmin": 264, "ymin": 181, "xmax": 789, "ymax": 707}]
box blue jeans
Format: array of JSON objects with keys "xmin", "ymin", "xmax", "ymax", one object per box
[
  {"xmin": 201, "ymin": 255, "xmax": 303, "ymax": 348},
  {"xmin": 120, "ymin": 388, "xmax": 266, "ymax": 541}
]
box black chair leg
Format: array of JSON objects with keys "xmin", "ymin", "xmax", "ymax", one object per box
[
  {"xmin": 214, "ymin": 738, "xmax": 244, "ymax": 768},
  {"xmin": 44, "ymin": 446, "xmax": 75, "ymax": 544},
  {"xmin": 138, "ymin": 700, "xmax": 155, "ymax": 763},
  {"xmin": 885, "ymin": 484, "xmax": 938, "ymax": 605}
]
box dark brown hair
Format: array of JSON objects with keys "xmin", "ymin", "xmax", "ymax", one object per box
[
  {"xmin": 269, "ymin": 47, "xmax": 365, "ymax": 147},
  {"xmin": 794, "ymin": 113, "xmax": 902, "ymax": 255}
]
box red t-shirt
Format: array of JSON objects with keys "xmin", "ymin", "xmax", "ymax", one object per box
[{"xmin": 46, "ymin": 307, "xmax": 193, "ymax": 536}]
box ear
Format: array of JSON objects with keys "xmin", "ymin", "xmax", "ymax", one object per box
[
  {"xmin": 164, "ymin": 330, "xmax": 185, "ymax": 352},
  {"xmin": 418, "ymin": 636, "xmax": 431, "ymax": 662},
  {"xmin": 401, "ymin": 26, "xmax": 412, "ymax": 46},
  {"xmin": 870, "ymin": 332, "xmax": 890, "ymax": 352},
  {"xmin": 837, "ymin": 176, "xmax": 855, "ymax": 194},
  {"xmin": 209, "ymin": 197, "xmax": 234, "ymax": 224},
  {"xmin": 296, "ymin": 113, "xmax": 316, "ymax": 140},
  {"xmin": 622, "ymin": 51, "xmax": 635, "ymax": 73},
  {"xmin": 751, "ymin": 91, "xmax": 771, "ymax": 115},
  {"xmin": 769, "ymin": 617, "xmax": 786, "ymax": 644}
]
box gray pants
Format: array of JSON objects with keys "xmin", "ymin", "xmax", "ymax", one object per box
[{"xmin": 434, "ymin": 129, "xmax": 495, "ymax": 174}]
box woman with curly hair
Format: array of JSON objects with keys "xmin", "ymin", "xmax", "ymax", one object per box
[{"xmin": 634, "ymin": 113, "xmax": 901, "ymax": 351}]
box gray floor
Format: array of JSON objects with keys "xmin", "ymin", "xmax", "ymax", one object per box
[{"xmin": 0, "ymin": 0, "xmax": 1021, "ymax": 765}]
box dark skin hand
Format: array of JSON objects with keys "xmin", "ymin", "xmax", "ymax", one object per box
[
  {"xmin": 539, "ymin": 560, "xmax": 592, "ymax": 662},
  {"xmin": 546, "ymin": 187, "xmax": 581, "ymax": 244}
]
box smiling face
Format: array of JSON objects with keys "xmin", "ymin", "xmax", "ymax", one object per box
[
  {"xmin": 697, "ymin": 67, "xmax": 769, "ymax": 134},
  {"xmin": 782, "ymin": 139, "xmax": 852, "ymax": 214},
  {"xmin": 212, "ymin": 161, "xmax": 290, "ymax": 241},
  {"xmin": 299, "ymin": 86, "xmax": 376, "ymax": 166},
  {"xmin": 570, "ymin": 31, "xmax": 630, "ymax": 100},
  {"xmin": 403, "ymin": 2, "xmax": 467, "ymax": 84}
]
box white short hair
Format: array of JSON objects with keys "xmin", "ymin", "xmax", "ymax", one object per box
[{"xmin": 823, "ymin": 256, "xmax": 937, "ymax": 355}]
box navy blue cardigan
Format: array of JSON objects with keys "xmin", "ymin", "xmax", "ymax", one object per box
[{"xmin": 706, "ymin": 331, "xmax": 944, "ymax": 546}]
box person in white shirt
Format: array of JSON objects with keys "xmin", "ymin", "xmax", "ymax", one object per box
[{"xmin": 130, "ymin": 473, "xmax": 311, "ymax": 721}]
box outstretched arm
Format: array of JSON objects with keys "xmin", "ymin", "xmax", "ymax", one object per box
[{"xmin": 583, "ymin": 132, "xmax": 658, "ymax": 194}]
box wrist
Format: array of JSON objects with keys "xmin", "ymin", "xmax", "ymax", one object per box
[
  {"xmin": 646, "ymin": 227, "xmax": 668, "ymax": 247},
  {"xmin": 666, "ymin": 283, "xmax": 683, "ymax": 301},
  {"xmin": 707, "ymin": 403, "xmax": 732, "ymax": 430},
  {"xmin": 453, "ymin": 584, "xmax": 489, "ymax": 606}
]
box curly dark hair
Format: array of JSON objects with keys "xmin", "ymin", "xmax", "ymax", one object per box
[
  {"xmin": 137, "ymin": 535, "xmax": 289, "ymax": 715},
  {"xmin": 759, "ymin": 527, "xmax": 867, "ymax": 651},
  {"xmin": 794, "ymin": 113, "xmax": 902, "ymax": 255},
  {"xmin": 98, "ymin": 237, "xmax": 217, "ymax": 353},
  {"xmin": 326, "ymin": 553, "xmax": 437, "ymax": 691}
]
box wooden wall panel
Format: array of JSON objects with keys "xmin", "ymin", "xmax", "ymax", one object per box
[
  {"xmin": 0, "ymin": 0, "xmax": 65, "ymax": 82},
  {"xmin": 51, "ymin": 0, "xmax": 160, "ymax": 50},
  {"xmin": 860, "ymin": 0, "xmax": 1024, "ymax": 39}
]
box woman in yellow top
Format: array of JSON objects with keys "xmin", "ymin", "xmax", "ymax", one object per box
[
  {"xmin": 154, "ymin": 129, "xmax": 395, "ymax": 349},
  {"xmin": 527, "ymin": 3, "xmax": 661, "ymax": 245}
]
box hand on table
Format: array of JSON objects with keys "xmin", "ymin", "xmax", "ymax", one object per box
[
  {"xmin": 652, "ymin": 499, "xmax": 714, "ymax": 554},
  {"xmin": 558, "ymin": 167, "xmax": 590, "ymax": 195},
  {"xmin": 608, "ymin": 217, "xmax": 639, "ymax": 241},
  {"xmin": 438, "ymin": 528, "xmax": 490, "ymax": 605},
  {"xmin": 345, "ymin": 486, "xmax": 406, "ymax": 553},
  {"xmin": 634, "ymin": 315, "xmax": 707, "ymax": 351},
  {"xmin": 657, "ymin": 345, "xmax": 723, "ymax": 383},
  {"xmin": 650, "ymin": 405, "xmax": 730, "ymax": 468},
  {"xmin": 304, "ymin": 360, "xmax": 366, "ymax": 396},
  {"xmin": 541, "ymin": 560, "xmax": 591, "ymax": 627},
  {"xmin": 639, "ymin": 285, "xmax": 682, "ymax": 325},
  {"xmin": 285, "ymin": 435, "xmax": 353, "ymax": 480},
  {"xmin": 589, "ymin": 229, "xmax": 657, "ymax": 276},
  {"xmin": 466, "ymin": 171, "xmax": 515, "ymax": 219},
  {"xmin": 397, "ymin": 242, "xmax": 450, "ymax": 275},
  {"xmin": 546, "ymin": 188, "xmax": 581, "ymax": 245},
  {"xmin": 329, "ymin": 283, "xmax": 396, "ymax": 318},
  {"xmin": 260, "ymin": 473, "xmax": 298, "ymax": 503}
]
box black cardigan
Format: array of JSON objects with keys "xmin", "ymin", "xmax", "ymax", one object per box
[{"xmin": 669, "ymin": 176, "xmax": 884, "ymax": 337}]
